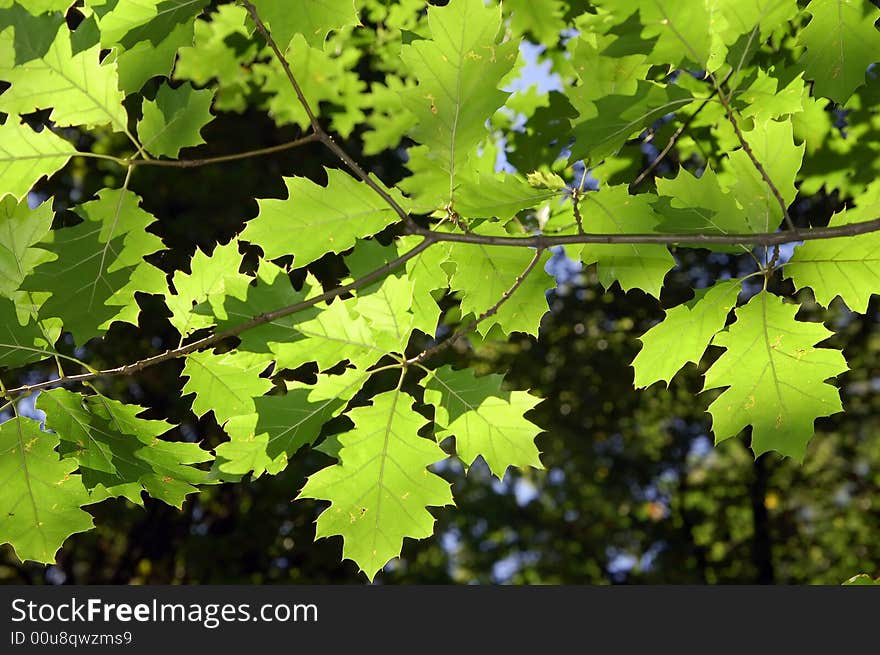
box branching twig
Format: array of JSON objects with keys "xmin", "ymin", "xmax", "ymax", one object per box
[
  {"xmin": 407, "ymin": 249, "xmax": 544, "ymax": 365},
  {"xmin": 0, "ymin": 237, "xmax": 435, "ymax": 399},
  {"xmin": 240, "ymin": 0, "xmax": 413, "ymax": 226},
  {"xmin": 629, "ymin": 87, "xmax": 720, "ymax": 193},
  {"xmin": 715, "ymin": 84, "xmax": 797, "ymax": 232},
  {"xmin": 8, "ymin": 2, "xmax": 880, "ymax": 406}
]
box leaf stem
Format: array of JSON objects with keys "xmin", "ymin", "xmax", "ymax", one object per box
[{"xmin": 407, "ymin": 248, "xmax": 545, "ymax": 365}]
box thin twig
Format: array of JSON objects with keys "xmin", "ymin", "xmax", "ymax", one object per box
[
  {"xmin": 407, "ymin": 249, "xmax": 544, "ymax": 365},
  {"xmin": 1, "ymin": 237, "xmax": 435, "ymax": 399},
  {"xmin": 629, "ymin": 88, "xmax": 719, "ymax": 192},
  {"xmin": 715, "ymin": 84, "xmax": 796, "ymax": 232},
  {"xmin": 571, "ymin": 191, "xmax": 585, "ymax": 234},
  {"xmin": 71, "ymin": 135, "xmax": 319, "ymax": 169},
  {"xmin": 128, "ymin": 134, "xmax": 320, "ymax": 167},
  {"xmin": 240, "ymin": 0, "xmax": 413, "ymax": 226}
]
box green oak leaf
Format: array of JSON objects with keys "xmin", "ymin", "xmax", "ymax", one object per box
[
  {"xmin": 138, "ymin": 82, "xmax": 215, "ymax": 158},
  {"xmin": 0, "ymin": 416, "xmax": 94, "ymax": 564},
  {"xmin": 718, "ymin": 116, "xmax": 804, "ymax": 233},
  {"xmin": 506, "ymin": 91, "xmax": 578, "ymax": 172},
  {"xmin": 578, "ymin": 185, "xmax": 675, "ymax": 298},
  {"xmin": 786, "ymin": 181, "xmax": 880, "ymax": 313},
  {"xmin": 0, "ymin": 294, "xmax": 60, "ymax": 369},
  {"xmin": 2, "ymin": 0, "xmax": 74, "ymax": 14},
  {"xmin": 21, "ymin": 224, "xmax": 130, "ymax": 344},
  {"xmin": 354, "ymin": 273, "xmax": 421, "ymax": 352},
  {"xmin": 448, "ymin": 231, "xmax": 553, "ymax": 337},
  {"xmin": 717, "ymin": 0, "xmax": 800, "ymax": 44},
  {"xmin": 797, "ymin": 0, "xmax": 880, "ymax": 103},
  {"xmin": 632, "ymin": 278, "xmax": 741, "ymax": 388},
  {"xmin": 72, "ymin": 188, "xmax": 165, "ymax": 272},
  {"xmin": 737, "ymin": 69, "xmax": 805, "ymax": 120},
  {"xmin": 654, "ymin": 166, "xmax": 754, "ymax": 242},
  {"xmin": 398, "ymin": 0, "xmax": 519, "ymax": 207},
  {"xmin": 594, "ymin": 0, "xmax": 722, "ymax": 69},
  {"xmin": 843, "ymin": 574, "xmax": 880, "ymax": 585},
  {"xmin": 570, "ymin": 34, "xmax": 649, "ymax": 103},
  {"xmin": 398, "ymin": 235, "xmax": 452, "ymax": 338},
  {"xmin": 89, "ymin": 0, "xmax": 206, "ymax": 52},
  {"xmin": 241, "ymin": 169, "xmax": 405, "ymax": 266},
  {"xmin": 212, "ymin": 261, "xmax": 311, "ymax": 354},
  {"xmin": 173, "ymin": 4, "xmax": 257, "ymax": 112},
  {"xmin": 0, "ymin": 29, "xmax": 127, "ymax": 131},
  {"xmin": 0, "ymin": 121, "xmax": 76, "ymax": 202},
  {"xmin": 0, "ymin": 195, "xmax": 54, "ymax": 296},
  {"xmin": 115, "ymin": 20, "xmax": 194, "ymax": 95},
  {"xmin": 703, "ymin": 291, "xmax": 848, "ymax": 460},
  {"xmin": 89, "ymin": 0, "xmax": 161, "ymax": 46},
  {"xmin": 249, "ymin": 0, "xmax": 360, "ymax": 49},
  {"xmin": 218, "ymin": 376, "xmax": 353, "ymax": 477},
  {"xmin": 269, "ymin": 296, "xmax": 385, "ymax": 372},
  {"xmin": 455, "ymin": 173, "xmax": 564, "ymax": 221},
  {"xmin": 505, "ymin": 0, "xmax": 566, "ymax": 43},
  {"xmin": 181, "ymin": 350, "xmax": 274, "ymax": 426},
  {"xmin": 21, "ymin": 188, "xmax": 165, "ymax": 341},
  {"xmin": 254, "ymin": 33, "xmax": 365, "ymax": 133},
  {"xmin": 298, "ymin": 389, "xmax": 453, "ymax": 581},
  {"xmin": 38, "ymin": 389, "xmax": 212, "ymax": 507},
  {"xmin": 570, "ymin": 81, "xmax": 693, "ymax": 163},
  {"xmin": 424, "ymin": 365, "xmax": 544, "ymax": 478},
  {"xmin": 0, "ymin": 2, "xmax": 64, "ymax": 64},
  {"xmin": 165, "ymin": 240, "xmax": 250, "ymax": 337}
]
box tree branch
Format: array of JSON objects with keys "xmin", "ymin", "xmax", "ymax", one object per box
[
  {"xmin": 239, "ymin": 0, "xmax": 414, "ymax": 226},
  {"xmin": 0, "ymin": 237, "xmax": 436, "ymax": 399},
  {"xmin": 407, "ymin": 248, "xmax": 545, "ymax": 365},
  {"xmin": 6, "ymin": 208, "xmax": 880, "ymax": 399},
  {"xmin": 407, "ymin": 217, "xmax": 880, "ymax": 247}
]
